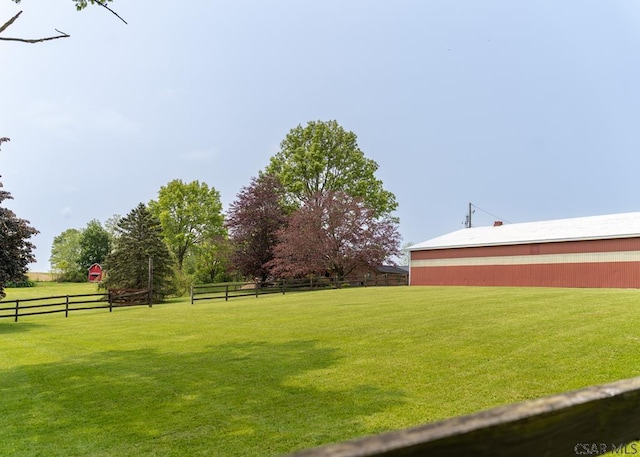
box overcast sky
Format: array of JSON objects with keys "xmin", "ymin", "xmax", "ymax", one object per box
[{"xmin": 3, "ymin": 1, "xmax": 640, "ymax": 272}]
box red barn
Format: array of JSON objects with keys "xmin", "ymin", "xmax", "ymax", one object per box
[
  {"xmin": 409, "ymin": 212, "xmax": 640, "ymax": 288},
  {"xmin": 88, "ymin": 263, "xmax": 103, "ymax": 282}
]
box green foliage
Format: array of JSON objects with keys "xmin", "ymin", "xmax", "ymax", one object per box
[
  {"xmin": 149, "ymin": 179, "xmax": 225, "ymax": 271},
  {"xmin": 78, "ymin": 219, "xmax": 111, "ymax": 271},
  {"xmin": 187, "ymin": 234, "xmax": 233, "ymax": 284},
  {"xmin": 55, "ymin": 270, "xmax": 86, "ymax": 283},
  {"xmin": 50, "ymin": 228, "xmax": 83, "ymax": 280},
  {"xmin": 265, "ymin": 120, "xmax": 398, "ymax": 217},
  {"xmin": 168, "ymin": 266, "xmax": 191, "ymax": 297},
  {"xmin": 51, "ymin": 222, "xmax": 111, "ymax": 282},
  {"xmin": 103, "ymin": 213, "xmax": 121, "ymax": 239},
  {"xmin": 5, "ymin": 277, "xmax": 34, "ymax": 288},
  {"xmin": 102, "ymin": 203, "xmax": 175, "ymax": 299},
  {"xmin": 72, "ymin": 0, "xmax": 114, "ymax": 11}
]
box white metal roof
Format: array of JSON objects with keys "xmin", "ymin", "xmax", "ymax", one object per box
[{"xmin": 409, "ymin": 212, "xmax": 640, "ymax": 251}]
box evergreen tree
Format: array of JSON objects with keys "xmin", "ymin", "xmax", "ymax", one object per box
[{"xmin": 103, "ymin": 203, "xmax": 175, "ymax": 299}]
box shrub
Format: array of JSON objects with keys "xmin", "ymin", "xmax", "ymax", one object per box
[
  {"xmin": 55, "ymin": 270, "xmax": 87, "ymax": 283},
  {"xmin": 6, "ymin": 278, "xmax": 35, "ymax": 288}
]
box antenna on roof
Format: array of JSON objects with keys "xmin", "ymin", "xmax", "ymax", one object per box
[
  {"xmin": 464, "ymin": 203, "xmax": 512, "ymax": 228},
  {"xmin": 465, "ymin": 202, "xmax": 475, "ymax": 228}
]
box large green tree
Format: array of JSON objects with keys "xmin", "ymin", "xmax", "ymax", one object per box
[
  {"xmin": 49, "ymin": 228, "xmax": 84, "ymax": 282},
  {"xmin": 149, "ymin": 179, "xmax": 225, "ymax": 271},
  {"xmin": 103, "ymin": 203, "xmax": 174, "ymax": 299},
  {"xmin": 187, "ymin": 234, "xmax": 232, "ymax": 284},
  {"xmin": 78, "ymin": 219, "xmax": 111, "ymax": 271},
  {"xmin": 265, "ymin": 120, "xmax": 398, "ymax": 217},
  {"xmin": 0, "ymin": 138, "xmax": 38, "ymax": 299},
  {"xmin": 50, "ymin": 220, "xmax": 112, "ymax": 282}
]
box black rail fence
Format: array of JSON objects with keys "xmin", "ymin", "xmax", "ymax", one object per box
[
  {"xmin": 190, "ymin": 275, "xmax": 407, "ymax": 304},
  {"xmin": 0, "ymin": 289, "xmax": 151, "ymax": 322}
]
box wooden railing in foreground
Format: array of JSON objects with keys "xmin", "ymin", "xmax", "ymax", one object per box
[
  {"xmin": 289, "ymin": 376, "xmax": 640, "ymax": 457},
  {"xmin": 0, "ymin": 289, "xmax": 150, "ymax": 322}
]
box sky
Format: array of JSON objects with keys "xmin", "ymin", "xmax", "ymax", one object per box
[{"xmin": 3, "ymin": 1, "xmax": 640, "ymax": 272}]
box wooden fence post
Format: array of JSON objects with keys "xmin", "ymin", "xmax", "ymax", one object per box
[
  {"xmin": 190, "ymin": 286, "xmax": 194, "ymax": 304},
  {"xmin": 225, "ymin": 285, "xmax": 229, "ymax": 301},
  {"xmin": 109, "ymin": 290, "xmax": 113, "ymax": 312},
  {"xmin": 256, "ymin": 281, "xmax": 259, "ymax": 298},
  {"xmin": 65, "ymin": 295, "xmax": 69, "ymax": 318},
  {"xmin": 148, "ymin": 256, "xmax": 153, "ymax": 308},
  {"xmin": 14, "ymin": 299, "xmax": 19, "ymax": 322}
]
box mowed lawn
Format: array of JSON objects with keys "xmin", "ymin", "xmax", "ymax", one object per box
[{"xmin": 1, "ymin": 284, "xmax": 640, "ymax": 456}]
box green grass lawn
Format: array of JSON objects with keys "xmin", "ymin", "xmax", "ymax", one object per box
[
  {"xmin": 4, "ymin": 281, "xmax": 100, "ymax": 299},
  {"xmin": 1, "ymin": 284, "xmax": 640, "ymax": 456}
]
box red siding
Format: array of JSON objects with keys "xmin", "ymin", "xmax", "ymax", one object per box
[
  {"xmin": 88, "ymin": 264, "xmax": 103, "ymax": 282},
  {"xmin": 411, "ymin": 238, "xmax": 640, "ymax": 260},
  {"xmin": 410, "ymin": 238, "xmax": 640, "ymax": 288}
]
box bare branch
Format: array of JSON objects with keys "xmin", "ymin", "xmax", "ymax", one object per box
[
  {"xmin": 0, "ymin": 10, "xmax": 70, "ymax": 43},
  {"xmin": 1, "ymin": 2, "xmax": 125, "ymax": 46},
  {"xmin": 0, "ymin": 31, "xmax": 70, "ymax": 43},
  {"xmin": 95, "ymin": 1, "xmax": 127, "ymax": 25},
  {"xmin": 0, "ymin": 10, "xmax": 22, "ymax": 34}
]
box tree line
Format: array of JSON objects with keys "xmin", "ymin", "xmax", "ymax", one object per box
[
  {"xmin": 2, "ymin": 120, "xmax": 402, "ymax": 300},
  {"xmin": 1, "ymin": 5, "xmax": 401, "ymax": 299}
]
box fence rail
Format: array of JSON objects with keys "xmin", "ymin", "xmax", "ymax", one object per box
[
  {"xmin": 190, "ymin": 276, "xmax": 405, "ymax": 303},
  {"xmin": 289, "ymin": 375, "xmax": 640, "ymax": 457},
  {"xmin": 0, "ymin": 289, "xmax": 150, "ymax": 322}
]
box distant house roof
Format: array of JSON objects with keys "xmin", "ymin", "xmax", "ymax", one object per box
[
  {"xmin": 410, "ymin": 212, "xmax": 640, "ymax": 251},
  {"xmin": 376, "ymin": 265, "xmax": 409, "ymax": 275}
]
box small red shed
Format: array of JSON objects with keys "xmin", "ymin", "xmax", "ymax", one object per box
[{"xmin": 88, "ymin": 263, "xmax": 103, "ymax": 282}]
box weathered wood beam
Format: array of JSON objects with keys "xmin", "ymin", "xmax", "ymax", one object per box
[{"xmin": 290, "ymin": 376, "xmax": 640, "ymax": 457}]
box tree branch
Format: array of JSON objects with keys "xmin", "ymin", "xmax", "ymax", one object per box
[
  {"xmin": 0, "ymin": 10, "xmax": 70, "ymax": 43},
  {"xmin": 95, "ymin": 1, "xmax": 127, "ymax": 25},
  {"xmin": 0, "ymin": 30, "xmax": 70, "ymax": 43},
  {"xmin": 0, "ymin": 10, "xmax": 22, "ymax": 34}
]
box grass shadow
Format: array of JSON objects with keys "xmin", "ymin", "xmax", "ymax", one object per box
[
  {"xmin": 0, "ymin": 321, "xmax": 43, "ymax": 334},
  {"xmin": 0, "ymin": 340, "xmax": 405, "ymax": 456}
]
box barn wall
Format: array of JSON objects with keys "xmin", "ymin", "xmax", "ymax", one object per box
[{"xmin": 410, "ymin": 238, "xmax": 640, "ymax": 288}]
